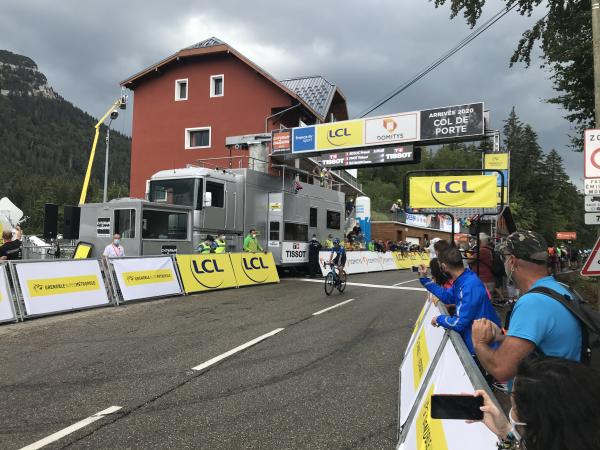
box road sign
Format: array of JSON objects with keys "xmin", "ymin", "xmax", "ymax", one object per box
[
  {"xmin": 585, "ymin": 195, "xmax": 600, "ymax": 212},
  {"xmin": 585, "ymin": 178, "xmax": 600, "ymax": 195},
  {"xmin": 585, "ymin": 129, "xmax": 600, "ymax": 178},
  {"xmin": 585, "ymin": 213, "xmax": 600, "ymax": 225},
  {"xmin": 581, "ymin": 236, "xmax": 600, "ymax": 276}
]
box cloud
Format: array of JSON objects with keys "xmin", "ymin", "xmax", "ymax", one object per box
[{"xmin": 0, "ymin": 0, "xmax": 582, "ymax": 181}]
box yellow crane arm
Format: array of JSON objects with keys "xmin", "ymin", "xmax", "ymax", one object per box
[{"xmin": 79, "ymin": 99, "xmax": 122, "ymax": 205}]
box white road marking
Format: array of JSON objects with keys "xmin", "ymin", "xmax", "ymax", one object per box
[
  {"xmin": 293, "ymin": 279, "xmax": 426, "ymax": 291},
  {"xmin": 313, "ymin": 299, "xmax": 355, "ymax": 316},
  {"xmin": 20, "ymin": 406, "xmax": 122, "ymax": 450},
  {"xmin": 191, "ymin": 328, "xmax": 285, "ymax": 371},
  {"xmin": 393, "ymin": 279, "xmax": 419, "ymax": 286}
]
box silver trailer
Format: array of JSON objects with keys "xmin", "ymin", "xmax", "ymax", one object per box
[{"xmin": 78, "ymin": 167, "xmax": 349, "ymax": 266}]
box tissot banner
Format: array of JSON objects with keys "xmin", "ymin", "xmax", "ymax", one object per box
[
  {"xmin": 15, "ymin": 259, "xmax": 109, "ymax": 316},
  {"xmin": 409, "ymin": 175, "xmax": 497, "ymax": 209},
  {"xmin": 312, "ymin": 145, "xmax": 416, "ymax": 169},
  {"xmin": 111, "ymin": 256, "xmax": 182, "ymax": 301},
  {"xmin": 420, "ymin": 103, "xmax": 484, "ymax": 141}
]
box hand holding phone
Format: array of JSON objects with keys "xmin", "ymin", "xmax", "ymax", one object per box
[
  {"xmin": 430, "ymin": 394, "xmax": 483, "ymax": 420},
  {"xmin": 411, "ymin": 266, "xmax": 419, "ymax": 273}
]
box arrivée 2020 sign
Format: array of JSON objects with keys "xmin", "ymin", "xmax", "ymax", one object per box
[{"xmin": 271, "ymin": 102, "xmax": 485, "ymax": 156}]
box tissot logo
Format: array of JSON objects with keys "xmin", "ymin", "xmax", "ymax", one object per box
[
  {"xmin": 241, "ymin": 256, "xmax": 269, "ymax": 283},
  {"xmin": 327, "ymin": 128, "xmax": 352, "ymax": 146},
  {"xmin": 191, "ymin": 259, "xmax": 225, "ymax": 289},
  {"xmin": 431, "ymin": 181, "xmax": 475, "ymax": 207}
]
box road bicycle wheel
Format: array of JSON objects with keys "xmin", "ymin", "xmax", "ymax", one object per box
[
  {"xmin": 338, "ymin": 275, "xmax": 346, "ymax": 294},
  {"xmin": 324, "ymin": 272, "xmax": 335, "ymax": 296}
]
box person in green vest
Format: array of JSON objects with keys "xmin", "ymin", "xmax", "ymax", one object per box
[
  {"xmin": 243, "ymin": 229, "xmax": 264, "ymax": 253},
  {"xmin": 198, "ymin": 235, "xmax": 216, "ymax": 254},
  {"xmin": 215, "ymin": 234, "xmax": 227, "ymax": 253},
  {"xmin": 368, "ymin": 240, "xmax": 375, "ymax": 251},
  {"xmin": 324, "ymin": 234, "xmax": 334, "ymax": 249}
]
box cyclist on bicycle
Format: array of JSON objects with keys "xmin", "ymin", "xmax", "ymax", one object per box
[{"xmin": 328, "ymin": 238, "xmax": 347, "ymax": 282}]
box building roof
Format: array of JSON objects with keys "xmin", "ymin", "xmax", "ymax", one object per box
[
  {"xmin": 120, "ymin": 37, "xmax": 328, "ymax": 122},
  {"xmin": 280, "ymin": 76, "xmax": 343, "ymax": 120}
]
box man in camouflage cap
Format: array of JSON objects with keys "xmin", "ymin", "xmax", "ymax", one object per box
[{"xmin": 471, "ymin": 230, "xmax": 582, "ymax": 382}]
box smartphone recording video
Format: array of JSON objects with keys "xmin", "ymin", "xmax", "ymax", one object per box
[{"xmin": 430, "ymin": 394, "xmax": 483, "ymax": 420}]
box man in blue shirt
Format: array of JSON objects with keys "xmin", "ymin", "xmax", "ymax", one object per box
[
  {"xmin": 472, "ymin": 231, "xmax": 582, "ymax": 381},
  {"xmin": 418, "ymin": 246, "xmax": 501, "ymax": 355}
]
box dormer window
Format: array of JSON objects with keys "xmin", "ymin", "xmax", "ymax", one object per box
[
  {"xmin": 210, "ymin": 75, "xmax": 224, "ymax": 97},
  {"xmin": 175, "ymin": 79, "xmax": 188, "ymax": 101}
]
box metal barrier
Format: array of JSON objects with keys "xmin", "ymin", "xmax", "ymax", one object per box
[{"xmin": 397, "ymin": 300, "xmax": 507, "ymax": 449}]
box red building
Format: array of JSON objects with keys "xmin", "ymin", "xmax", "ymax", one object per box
[{"xmin": 121, "ymin": 37, "xmax": 351, "ymax": 198}]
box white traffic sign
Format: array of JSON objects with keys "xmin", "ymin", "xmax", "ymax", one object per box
[
  {"xmin": 585, "ymin": 129, "xmax": 600, "ymax": 178},
  {"xmin": 585, "ymin": 195, "xmax": 600, "ymax": 212},
  {"xmin": 585, "ymin": 212, "xmax": 600, "ymax": 225},
  {"xmin": 585, "ymin": 178, "xmax": 600, "ymax": 195},
  {"xmin": 581, "ymin": 236, "xmax": 600, "ymax": 276}
]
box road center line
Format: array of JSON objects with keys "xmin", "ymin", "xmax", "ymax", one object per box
[
  {"xmin": 191, "ymin": 328, "xmax": 285, "ymax": 371},
  {"xmin": 292, "ymin": 279, "xmax": 426, "ymax": 291},
  {"xmin": 20, "ymin": 406, "xmax": 122, "ymax": 450},
  {"xmin": 393, "ymin": 279, "xmax": 419, "ymax": 286},
  {"xmin": 313, "ymin": 299, "xmax": 355, "ymax": 316}
]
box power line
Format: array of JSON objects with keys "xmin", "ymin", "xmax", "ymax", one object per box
[{"xmin": 356, "ymin": 4, "xmax": 518, "ymax": 118}]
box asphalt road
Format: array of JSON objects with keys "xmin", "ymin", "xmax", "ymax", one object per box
[{"xmin": 0, "ymin": 270, "xmax": 427, "ymax": 450}]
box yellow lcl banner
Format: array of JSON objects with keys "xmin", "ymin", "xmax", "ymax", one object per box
[
  {"xmin": 316, "ymin": 120, "xmax": 364, "ymax": 151},
  {"xmin": 409, "ymin": 175, "xmax": 497, "ymax": 209}
]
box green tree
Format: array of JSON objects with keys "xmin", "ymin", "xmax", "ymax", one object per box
[{"xmin": 431, "ymin": 0, "xmax": 593, "ymax": 148}]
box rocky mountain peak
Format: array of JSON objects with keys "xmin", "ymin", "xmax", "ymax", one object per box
[{"xmin": 0, "ymin": 50, "xmax": 57, "ymax": 99}]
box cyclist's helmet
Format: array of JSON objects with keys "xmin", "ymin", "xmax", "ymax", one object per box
[{"xmin": 333, "ymin": 238, "xmax": 340, "ymax": 247}]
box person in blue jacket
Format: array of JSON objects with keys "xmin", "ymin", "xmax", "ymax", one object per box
[{"xmin": 418, "ymin": 245, "xmax": 501, "ymax": 355}]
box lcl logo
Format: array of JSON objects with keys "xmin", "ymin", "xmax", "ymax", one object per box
[
  {"xmin": 430, "ymin": 180, "xmax": 475, "ymax": 207},
  {"xmin": 191, "ymin": 258, "xmax": 225, "ymax": 289},
  {"xmin": 326, "ymin": 127, "xmax": 351, "ymax": 146},
  {"xmin": 241, "ymin": 256, "xmax": 269, "ymax": 283}
]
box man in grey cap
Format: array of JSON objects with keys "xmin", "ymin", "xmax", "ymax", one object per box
[{"xmin": 471, "ymin": 231, "xmax": 582, "ymax": 382}]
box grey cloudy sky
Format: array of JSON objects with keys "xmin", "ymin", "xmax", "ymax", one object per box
[{"xmin": 0, "ymin": 0, "xmax": 584, "ymax": 183}]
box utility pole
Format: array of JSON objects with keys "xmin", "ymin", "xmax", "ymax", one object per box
[{"xmin": 593, "ymin": 0, "xmax": 600, "ymax": 125}]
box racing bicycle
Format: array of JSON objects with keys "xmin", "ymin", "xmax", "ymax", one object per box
[{"xmin": 323, "ymin": 262, "xmax": 346, "ymax": 295}]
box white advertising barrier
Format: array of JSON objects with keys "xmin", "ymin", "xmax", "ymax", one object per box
[
  {"xmin": 0, "ymin": 264, "xmax": 17, "ymax": 322},
  {"xmin": 398, "ymin": 339, "xmax": 498, "ymax": 450},
  {"xmin": 403, "ymin": 300, "xmax": 432, "ymax": 358},
  {"xmin": 318, "ymin": 251, "xmax": 384, "ymax": 275},
  {"xmin": 110, "ymin": 257, "xmax": 182, "ymax": 302},
  {"xmin": 281, "ymin": 242, "xmax": 309, "ymax": 264},
  {"xmin": 379, "ymin": 252, "xmax": 398, "ymax": 271},
  {"xmin": 399, "ymin": 301, "xmax": 446, "ymax": 426},
  {"xmin": 15, "ymin": 259, "xmax": 110, "ymax": 316}
]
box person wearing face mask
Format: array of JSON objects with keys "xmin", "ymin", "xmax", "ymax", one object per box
[
  {"xmin": 243, "ymin": 229, "xmax": 264, "ymax": 253},
  {"xmin": 471, "ymin": 356, "xmax": 600, "ymax": 450},
  {"xmin": 102, "ymin": 233, "xmax": 125, "ymax": 258},
  {"xmin": 418, "ymin": 246, "xmax": 501, "ymax": 356},
  {"xmin": 471, "ymin": 231, "xmax": 582, "ymax": 383}
]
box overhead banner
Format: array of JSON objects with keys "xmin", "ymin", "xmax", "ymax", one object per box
[
  {"xmin": 419, "ymin": 103, "xmax": 484, "ymax": 141},
  {"xmin": 15, "ymin": 259, "xmax": 109, "ymax": 316},
  {"xmin": 312, "ymin": 145, "xmax": 417, "ymax": 169},
  {"xmin": 0, "ymin": 265, "xmax": 17, "ymax": 322},
  {"xmin": 176, "ymin": 254, "xmax": 237, "ymax": 293},
  {"xmin": 365, "ymin": 112, "xmax": 419, "ymax": 145},
  {"xmin": 271, "ymin": 129, "xmax": 291, "ymax": 154},
  {"xmin": 230, "ymin": 253, "xmax": 280, "ymax": 287},
  {"xmin": 111, "ymin": 257, "xmax": 182, "ymax": 301},
  {"xmin": 409, "ymin": 175, "xmax": 497, "ymax": 209},
  {"xmin": 399, "ymin": 302, "xmax": 446, "ymax": 426},
  {"xmin": 399, "ymin": 340, "xmax": 498, "ymax": 450}
]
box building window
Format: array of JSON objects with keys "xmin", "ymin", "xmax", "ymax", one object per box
[
  {"xmin": 327, "ymin": 210, "xmax": 341, "ymax": 230},
  {"xmin": 309, "ymin": 207, "xmax": 318, "ymax": 228},
  {"xmin": 210, "ymin": 74, "xmax": 224, "ymax": 97},
  {"xmin": 269, "ymin": 221, "xmax": 280, "ymax": 241},
  {"xmin": 185, "ymin": 127, "xmax": 211, "ymax": 149},
  {"xmin": 114, "ymin": 209, "xmax": 136, "ymax": 238},
  {"xmin": 175, "ymin": 79, "xmax": 188, "ymax": 101},
  {"xmin": 284, "ymin": 222, "xmax": 308, "ymax": 241},
  {"xmin": 205, "ymin": 181, "xmax": 224, "ymax": 208}
]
